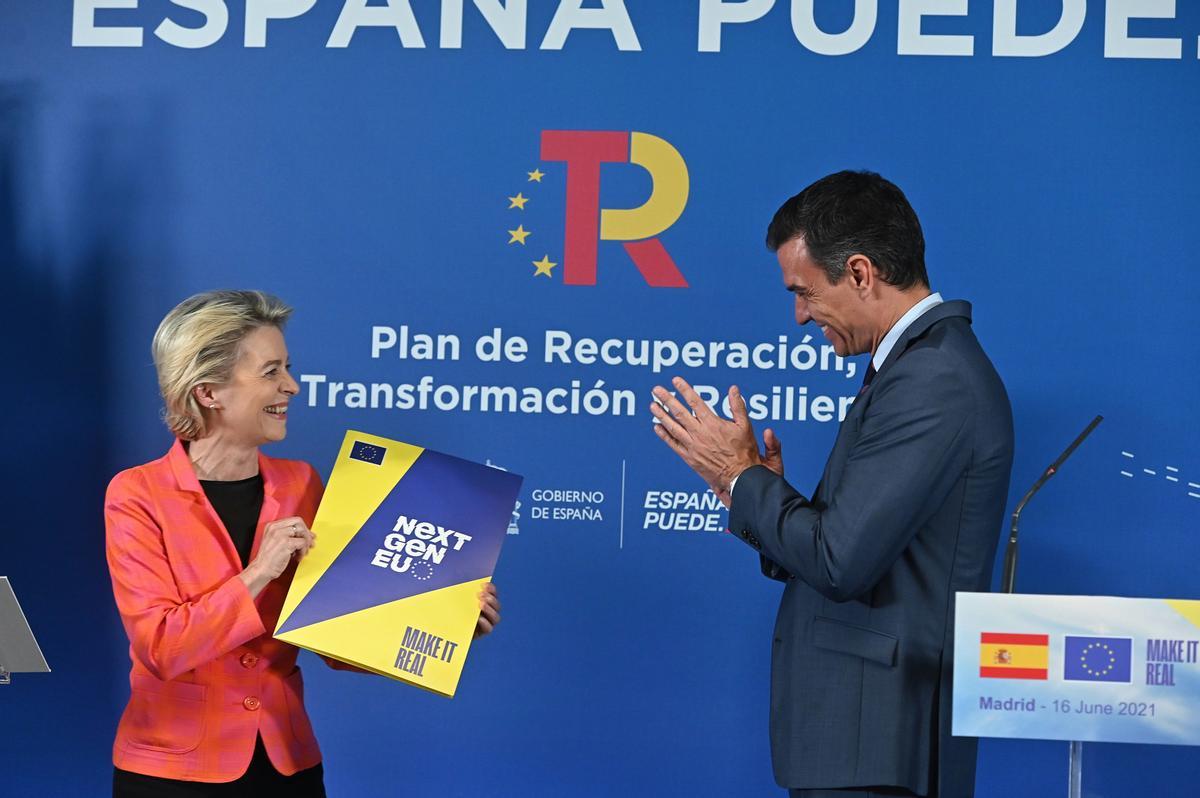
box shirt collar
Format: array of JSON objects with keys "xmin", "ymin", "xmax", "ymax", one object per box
[{"xmin": 871, "ymin": 292, "xmax": 944, "ymax": 372}]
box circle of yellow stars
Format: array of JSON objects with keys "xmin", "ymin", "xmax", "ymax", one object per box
[
  {"xmin": 507, "ymin": 167, "xmax": 558, "ymax": 278},
  {"xmin": 1079, "ymin": 642, "xmax": 1117, "ymax": 676},
  {"xmin": 409, "ymin": 561, "xmax": 433, "ymax": 582}
]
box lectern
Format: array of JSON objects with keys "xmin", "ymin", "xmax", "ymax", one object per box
[{"xmin": 0, "ymin": 577, "xmax": 50, "ymax": 684}]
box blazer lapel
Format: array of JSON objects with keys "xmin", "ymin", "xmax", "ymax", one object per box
[
  {"xmin": 250, "ymin": 450, "xmax": 283, "ymax": 564},
  {"xmin": 166, "ymin": 439, "xmax": 244, "ymax": 573}
]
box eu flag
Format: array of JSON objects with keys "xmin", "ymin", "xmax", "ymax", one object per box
[
  {"xmin": 349, "ymin": 441, "xmax": 386, "ymax": 465},
  {"xmin": 1063, "ymin": 636, "xmax": 1132, "ymax": 683}
]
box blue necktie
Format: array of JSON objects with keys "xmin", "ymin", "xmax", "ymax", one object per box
[{"xmin": 858, "ymin": 362, "xmax": 877, "ymax": 397}]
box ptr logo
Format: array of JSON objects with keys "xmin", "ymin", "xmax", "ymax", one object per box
[{"xmin": 506, "ymin": 131, "xmax": 690, "ymax": 287}]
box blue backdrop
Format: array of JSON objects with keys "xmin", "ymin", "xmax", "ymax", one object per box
[{"xmin": 2, "ymin": 2, "xmax": 1198, "ymax": 796}]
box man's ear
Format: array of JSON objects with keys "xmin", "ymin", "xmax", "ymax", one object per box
[{"xmin": 845, "ymin": 254, "xmax": 875, "ymax": 295}]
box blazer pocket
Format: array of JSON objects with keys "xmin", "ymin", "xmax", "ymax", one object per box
[
  {"xmin": 124, "ymin": 675, "xmax": 207, "ymax": 754},
  {"xmin": 811, "ymin": 616, "xmax": 898, "ymax": 667}
]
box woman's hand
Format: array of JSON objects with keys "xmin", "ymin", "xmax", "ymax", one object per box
[
  {"xmin": 473, "ymin": 582, "xmax": 501, "ymax": 639},
  {"xmin": 238, "ymin": 517, "xmax": 315, "ymax": 599}
]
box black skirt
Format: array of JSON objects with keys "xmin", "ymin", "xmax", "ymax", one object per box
[{"xmin": 113, "ymin": 736, "xmax": 325, "ymax": 798}]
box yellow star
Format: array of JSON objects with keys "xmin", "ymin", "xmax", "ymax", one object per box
[
  {"xmin": 508, "ymin": 193, "xmax": 529, "ymax": 210},
  {"xmin": 532, "ymin": 255, "xmax": 557, "ymax": 277},
  {"xmin": 527, "ymin": 168, "xmax": 545, "ymax": 182},
  {"xmin": 508, "ymin": 225, "xmax": 531, "ymax": 245}
]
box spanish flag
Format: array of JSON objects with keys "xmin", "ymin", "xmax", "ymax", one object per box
[{"xmin": 979, "ymin": 632, "xmax": 1049, "ymax": 680}]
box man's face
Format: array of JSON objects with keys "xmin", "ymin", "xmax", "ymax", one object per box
[{"xmin": 776, "ymin": 237, "xmax": 871, "ymax": 357}]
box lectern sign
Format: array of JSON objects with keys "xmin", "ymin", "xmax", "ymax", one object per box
[{"xmin": 953, "ymin": 592, "xmax": 1200, "ymax": 746}]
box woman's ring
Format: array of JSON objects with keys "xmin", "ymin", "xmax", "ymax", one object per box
[{"xmin": 291, "ymin": 523, "xmax": 300, "ymax": 537}]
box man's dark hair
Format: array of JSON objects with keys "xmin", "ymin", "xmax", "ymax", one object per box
[{"xmin": 766, "ymin": 170, "xmax": 929, "ymax": 290}]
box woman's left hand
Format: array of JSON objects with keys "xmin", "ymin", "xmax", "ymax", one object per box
[{"xmin": 474, "ymin": 582, "xmax": 501, "ymax": 639}]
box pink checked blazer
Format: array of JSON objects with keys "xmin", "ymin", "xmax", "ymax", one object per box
[{"xmin": 105, "ymin": 439, "xmax": 350, "ymax": 782}]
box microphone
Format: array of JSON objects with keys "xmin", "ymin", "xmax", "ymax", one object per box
[{"xmin": 1000, "ymin": 415, "xmax": 1104, "ymax": 594}]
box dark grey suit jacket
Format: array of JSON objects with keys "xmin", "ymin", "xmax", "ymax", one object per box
[{"xmin": 728, "ymin": 301, "xmax": 1013, "ymax": 797}]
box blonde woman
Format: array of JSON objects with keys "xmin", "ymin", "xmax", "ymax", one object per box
[{"xmin": 105, "ymin": 290, "xmax": 500, "ymax": 796}]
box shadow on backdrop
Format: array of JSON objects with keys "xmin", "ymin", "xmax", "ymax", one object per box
[{"xmin": 0, "ymin": 83, "xmax": 176, "ymax": 796}]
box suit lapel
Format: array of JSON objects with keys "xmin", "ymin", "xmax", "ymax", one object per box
[
  {"xmin": 873, "ymin": 300, "xmax": 972, "ymax": 382},
  {"xmin": 813, "ymin": 301, "xmax": 973, "ymax": 502},
  {"xmin": 842, "ymin": 300, "xmax": 972, "ymax": 425}
]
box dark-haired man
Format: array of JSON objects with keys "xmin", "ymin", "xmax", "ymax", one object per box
[{"xmin": 651, "ymin": 171, "xmax": 1014, "ymax": 797}]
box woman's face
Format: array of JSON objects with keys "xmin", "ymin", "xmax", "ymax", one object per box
[{"xmin": 204, "ymin": 326, "xmax": 298, "ymax": 447}]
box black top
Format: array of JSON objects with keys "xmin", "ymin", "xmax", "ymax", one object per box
[{"xmin": 200, "ymin": 474, "xmax": 264, "ymax": 568}]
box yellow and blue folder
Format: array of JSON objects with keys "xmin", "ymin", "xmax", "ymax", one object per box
[{"xmin": 275, "ymin": 431, "xmax": 522, "ymax": 697}]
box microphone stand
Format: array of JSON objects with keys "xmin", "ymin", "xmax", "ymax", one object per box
[
  {"xmin": 1001, "ymin": 415, "xmax": 1103, "ymax": 595},
  {"xmin": 999, "ymin": 414, "xmax": 1103, "ymax": 798}
]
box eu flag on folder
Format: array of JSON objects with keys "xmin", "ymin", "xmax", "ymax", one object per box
[{"xmin": 349, "ymin": 440, "xmax": 386, "ymax": 465}]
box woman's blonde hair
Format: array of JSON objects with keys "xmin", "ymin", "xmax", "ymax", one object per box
[{"xmin": 152, "ymin": 290, "xmax": 293, "ymax": 441}]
